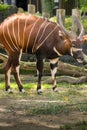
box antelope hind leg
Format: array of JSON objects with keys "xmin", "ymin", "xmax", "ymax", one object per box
[
  {"xmin": 12, "ymin": 65, "xmax": 25, "ymax": 93},
  {"xmin": 4, "ymin": 60, "xmax": 12, "ymax": 93},
  {"xmin": 36, "ymin": 58, "xmax": 43, "ymax": 94}
]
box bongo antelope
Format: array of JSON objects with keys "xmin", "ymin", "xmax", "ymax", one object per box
[{"xmin": 0, "ymin": 13, "xmax": 85, "ymax": 94}]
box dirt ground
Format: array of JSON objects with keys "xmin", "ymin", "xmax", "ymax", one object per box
[
  {"xmin": 0, "ymin": 96, "xmax": 87, "ymax": 130},
  {"xmin": 0, "ymin": 74, "xmax": 87, "ymax": 130}
]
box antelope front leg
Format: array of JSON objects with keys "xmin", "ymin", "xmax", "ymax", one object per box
[
  {"xmin": 50, "ymin": 58, "xmax": 58, "ymax": 92},
  {"xmin": 36, "ymin": 59, "xmax": 43, "ymax": 94}
]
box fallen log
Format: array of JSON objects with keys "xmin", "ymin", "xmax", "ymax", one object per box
[
  {"xmin": 0, "ymin": 53, "xmax": 8, "ymax": 62},
  {"xmin": 20, "ymin": 61, "xmax": 87, "ymax": 77},
  {"xmin": 0, "ymin": 57, "xmax": 87, "ymax": 76},
  {"xmin": 42, "ymin": 75, "xmax": 87, "ymax": 84},
  {"xmin": 0, "ymin": 53, "xmax": 87, "ymax": 84},
  {"xmin": 57, "ymin": 75, "xmax": 87, "ymax": 84}
]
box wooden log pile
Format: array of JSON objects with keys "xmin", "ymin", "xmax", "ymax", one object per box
[{"xmin": 0, "ymin": 53, "xmax": 87, "ymax": 84}]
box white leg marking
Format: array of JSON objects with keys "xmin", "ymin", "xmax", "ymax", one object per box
[
  {"xmin": 50, "ymin": 58, "xmax": 58, "ymax": 90},
  {"xmin": 15, "ymin": 49, "xmax": 22, "ymax": 84},
  {"xmin": 37, "ymin": 89, "xmax": 42, "ymax": 93},
  {"xmin": 51, "ymin": 67, "xmax": 57, "ymax": 80},
  {"xmin": 53, "ymin": 87, "xmax": 58, "ymax": 92},
  {"xmin": 21, "ymin": 89, "xmax": 25, "ymax": 93},
  {"xmin": 50, "ymin": 58, "xmax": 58, "ymax": 64},
  {"xmin": 16, "ymin": 65, "xmax": 21, "ymax": 83},
  {"xmin": 7, "ymin": 88, "xmax": 12, "ymax": 93},
  {"xmin": 7, "ymin": 67, "xmax": 11, "ymax": 86}
]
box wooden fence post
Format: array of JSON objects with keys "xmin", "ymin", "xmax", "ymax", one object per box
[
  {"xmin": 0, "ymin": 0, "xmax": 2, "ymax": 4},
  {"xmin": 28, "ymin": 4, "xmax": 35, "ymax": 14},
  {"xmin": 72, "ymin": 9, "xmax": 81, "ymax": 33},
  {"xmin": 56, "ymin": 9, "xmax": 65, "ymax": 25}
]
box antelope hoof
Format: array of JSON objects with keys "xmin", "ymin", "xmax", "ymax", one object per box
[
  {"xmin": 21, "ymin": 89, "xmax": 25, "ymax": 93},
  {"xmin": 7, "ymin": 88, "xmax": 13, "ymax": 94},
  {"xmin": 53, "ymin": 87, "xmax": 58, "ymax": 92},
  {"xmin": 37, "ymin": 89, "xmax": 42, "ymax": 95}
]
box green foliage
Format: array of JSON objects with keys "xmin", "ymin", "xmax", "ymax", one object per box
[
  {"xmin": 59, "ymin": 121, "xmax": 87, "ymax": 130},
  {"xmin": 0, "ymin": 4, "xmax": 18, "ymax": 23},
  {"xmin": 80, "ymin": 0, "xmax": 87, "ymax": 7},
  {"xmin": 42, "ymin": 0, "xmax": 54, "ymax": 16},
  {"xmin": 0, "ymin": 4, "xmax": 11, "ymax": 11},
  {"xmin": 50, "ymin": 16, "xmax": 87, "ymax": 33}
]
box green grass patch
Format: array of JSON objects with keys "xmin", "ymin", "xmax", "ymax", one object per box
[{"xmin": 59, "ymin": 121, "xmax": 87, "ymax": 130}]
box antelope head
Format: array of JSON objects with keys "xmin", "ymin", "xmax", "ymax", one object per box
[{"xmin": 59, "ymin": 13, "xmax": 84, "ymax": 63}]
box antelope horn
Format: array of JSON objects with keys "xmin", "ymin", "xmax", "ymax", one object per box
[{"xmin": 58, "ymin": 13, "xmax": 76, "ymax": 40}]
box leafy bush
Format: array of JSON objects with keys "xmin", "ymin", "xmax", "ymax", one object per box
[
  {"xmin": 0, "ymin": 4, "xmax": 10, "ymax": 11},
  {"xmin": 0, "ymin": 4, "xmax": 18, "ymax": 23}
]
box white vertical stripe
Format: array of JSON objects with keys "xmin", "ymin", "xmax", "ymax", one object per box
[
  {"xmin": 12, "ymin": 18, "xmax": 19, "ymax": 49},
  {"xmin": 36, "ymin": 24, "xmax": 58, "ymax": 51},
  {"xmin": 18, "ymin": 18, "xmax": 20, "ymax": 46},
  {"xmin": 2, "ymin": 23, "xmax": 14, "ymax": 52},
  {"xmin": 22, "ymin": 14, "xmax": 31, "ymax": 49},
  {"xmin": 32, "ymin": 19, "xmax": 47, "ymax": 52},
  {"xmin": 38, "ymin": 22, "xmax": 51, "ymax": 42},
  {"xmin": 7, "ymin": 21, "xmax": 18, "ymax": 50},
  {"xmin": 26, "ymin": 17, "xmax": 40, "ymax": 53},
  {"xmin": 53, "ymin": 47, "xmax": 62, "ymax": 56}
]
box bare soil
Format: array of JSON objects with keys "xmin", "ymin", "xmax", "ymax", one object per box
[{"xmin": 0, "ymin": 74, "xmax": 87, "ymax": 130}]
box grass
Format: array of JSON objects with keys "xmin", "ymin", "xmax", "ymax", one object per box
[
  {"xmin": 0, "ymin": 77, "xmax": 87, "ymax": 130},
  {"xmin": 59, "ymin": 121, "xmax": 87, "ymax": 130},
  {"xmin": 1, "ymin": 80, "xmax": 86, "ymax": 115}
]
